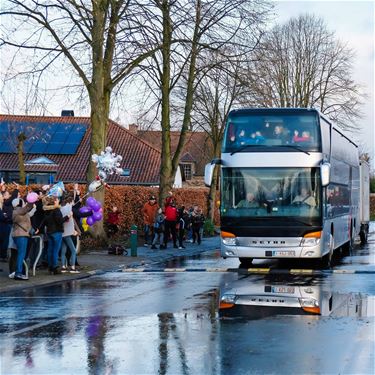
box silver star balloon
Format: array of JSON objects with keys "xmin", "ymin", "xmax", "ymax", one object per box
[{"xmin": 92, "ymin": 146, "xmax": 124, "ymax": 181}]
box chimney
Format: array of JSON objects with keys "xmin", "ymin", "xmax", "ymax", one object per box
[
  {"xmin": 128, "ymin": 123, "xmax": 138, "ymax": 134},
  {"xmin": 61, "ymin": 110, "xmax": 74, "ymax": 117}
]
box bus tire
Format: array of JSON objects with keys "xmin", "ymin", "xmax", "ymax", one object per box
[
  {"xmin": 321, "ymin": 234, "xmax": 334, "ymax": 269},
  {"xmin": 360, "ymin": 231, "xmax": 367, "ymax": 245},
  {"xmin": 360, "ymin": 227, "xmax": 368, "ymax": 245},
  {"xmin": 239, "ymin": 258, "xmax": 253, "ymax": 268},
  {"xmin": 342, "ymin": 225, "xmax": 354, "ymax": 256}
]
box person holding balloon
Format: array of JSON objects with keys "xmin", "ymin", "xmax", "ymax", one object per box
[
  {"xmin": 37, "ymin": 196, "xmax": 70, "ymax": 275},
  {"xmin": 60, "ymin": 194, "xmax": 81, "ymax": 273}
]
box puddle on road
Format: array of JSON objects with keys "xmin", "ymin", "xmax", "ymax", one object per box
[{"xmin": 219, "ymin": 274, "xmax": 375, "ymax": 319}]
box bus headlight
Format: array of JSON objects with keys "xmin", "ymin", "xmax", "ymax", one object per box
[
  {"xmin": 299, "ymin": 297, "xmax": 320, "ymax": 314},
  {"xmin": 223, "ymin": 237, "xmax": 237, "ymax": 246},
  {"xmin": 221, "ymin": 231, "xmax": 237, "ymax": 246},
  {"xmin": 219, "ymin": 294, "xmax": 236, "ymax": 309},
  {"xmin": 300, "ymin": 231, "xmax": 321, "ymax": 247}
]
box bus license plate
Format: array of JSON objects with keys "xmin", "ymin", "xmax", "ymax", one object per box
[
  {"xmin": 271, "ymin": 286, "xmax": 295, "ymax": 294},
  {"xmin": 269, "ymin": 250, "xmax": 295, "ymax": 257}
]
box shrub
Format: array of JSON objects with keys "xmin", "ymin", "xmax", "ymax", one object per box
[{"xmin": 203, "ymin": 218, "xmax": 215, "ymax": 236}]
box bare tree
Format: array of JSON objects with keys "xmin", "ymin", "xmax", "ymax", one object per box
[
  {"xmin": 139, "ymin": 0, "xmax": 271, "ymax": 204},
  {"xmin": 192, "ymin": 48, "xmax": 259, "ymax": 219},
  {"xmin": 1, "ymin": 0, "xmax": 160, "ymax": 237},
  {"xmin": 248, "ymin": 14, "xmax": 365, "ymax": 130}
]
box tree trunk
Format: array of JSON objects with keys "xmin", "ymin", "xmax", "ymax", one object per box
[
  {"xmin": 17, "ymin": 133, "xmax": 27, "ymax": 185},
  {"xmin": 207, "ymin": 142, "xmax": 221, "ymax": 221},
  {"xmin": 158, "ymin": 0, "xmax": 173, "ymax": 206},
  {"xmin": 86, "ymin": 90, "xmax": 110, "ymax": 239}
]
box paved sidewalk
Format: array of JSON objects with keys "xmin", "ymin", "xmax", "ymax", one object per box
[{"xmin": 0, "ymin": 236, "xmax": 221, "ymax": 294}]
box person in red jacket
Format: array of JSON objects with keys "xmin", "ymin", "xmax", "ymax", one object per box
[
  {"xmin": 163, "ymin": 199, "xmax": 178, "ymax": 249},
  {"xmin": 142, "ymin": 196, "xmax": 159, "ymax": 246},
  {"xmin": 106, "ymin": 206, "xmax": 120, "ymax": 235}
]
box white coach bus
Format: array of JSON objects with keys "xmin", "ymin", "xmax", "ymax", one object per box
[{"xmin": 205, "ymin": 108, "xmax": 361, "ymax": 267}]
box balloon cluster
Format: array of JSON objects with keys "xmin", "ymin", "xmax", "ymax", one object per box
[
  {"xmin": 79, "ymin": 196, "xmax": 103, "ymax": 226},
  {"xmin": 92, "ymin": 146, "xmax": 123, "ymax": 180}
]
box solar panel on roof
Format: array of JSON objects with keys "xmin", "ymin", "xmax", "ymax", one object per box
[
  {"xmin": 0, "ymin": 120, "xmax": 87, "ymax": 155},
  {"xmin": 28, "ymin": 142, "xmax": 47, "ymax": 153}
]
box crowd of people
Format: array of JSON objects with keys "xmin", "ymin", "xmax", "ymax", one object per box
[
  {"xmin": 0, "ymin": 182, "xmax": 90, "ymax": 281},
  {"xmin": 140, "ymin": 191, "xmax": 205, "ymax": 250},
  {"xmin": 0, "ymin": 183, "xmax": 207, "ymax": 281}
]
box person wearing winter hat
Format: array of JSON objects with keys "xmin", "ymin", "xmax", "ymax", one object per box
[{"xmin": 11, "ymin": 198, "xmax": 34, "ymax": 280}]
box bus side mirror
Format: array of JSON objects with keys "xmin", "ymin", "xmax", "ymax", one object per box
[
  {"xmin": 204, "ymin": 159, "xmax": 221, "ymax": 187},
  {"xmin": 320, "ymin": 162, "xmax": 330, "ymax": 187}
]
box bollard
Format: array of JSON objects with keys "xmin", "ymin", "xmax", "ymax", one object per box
[{"xmin": 130, "ymin": 224, "xmax": 138, "ymax": 256}]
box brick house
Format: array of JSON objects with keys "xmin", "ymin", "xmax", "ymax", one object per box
[
  {"xmin": 129, "ymin": 125, "xmax": 214, "ymax": 186},
  {"xmin": 0, "ymin": 114, "xmax": 163, "ymax": 185}
]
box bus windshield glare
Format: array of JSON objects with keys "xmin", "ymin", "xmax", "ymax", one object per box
[
  {"xmin": 223, "ymin": 112, "xmax": 320, "ymax": 153},
  {"xmin": 221, "ymin": 167, "xmax": 321, "ymax": 219}
]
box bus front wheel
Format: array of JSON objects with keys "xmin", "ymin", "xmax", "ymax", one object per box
[
  {"xmin": 239, "ymin": 258, "xmax": 253, "ymax": 268},
  {"xmin": 321, "ymin": 234, "xmax": 334, "ymax": 269}
]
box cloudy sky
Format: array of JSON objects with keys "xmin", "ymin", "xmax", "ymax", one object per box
[{"xmin": 274, "ymin": 0, "xmax": 375, "ymax": 167}]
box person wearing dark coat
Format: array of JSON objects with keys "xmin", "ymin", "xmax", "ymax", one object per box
[
  {"xmin": 37, "ymin": 196, "xmax": 69, "ymax": 274},
  {"xmin": 1, "ymin": 187, "xmax": 20, "ymax": 261},
  {"xmin": 191, "ymin": 205, "xmax": 205, "ymax": 245},
  {"xmin": 0, "ymin": 194, "xmax": 10, "ymax": 261}
]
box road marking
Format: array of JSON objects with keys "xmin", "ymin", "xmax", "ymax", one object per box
[
  {"xmin": 246, "ymin": 268, "xmax": 270, "ymax": 273},
  {"xmin": 290, "ymin": 269, "xmax": 315, "ymax": 274},
  {"xmin": 206, "ymin": 268, "xmax": 228, "ymax": 272},
  {"xmin": 164, "ymin": 268, "xmax": 186, "ymax": 272},
  {"xmin": 119, "ymin": 267, "xmax": 375, "ymax": 274}
]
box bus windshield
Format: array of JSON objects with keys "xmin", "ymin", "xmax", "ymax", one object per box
[
  {"xmin": 223, "ymin": 111, "xmax": 320, "ymax": 153},
  {"xmin": 221, "ymin": 167, "xmax": 321, "ymax": 219}
]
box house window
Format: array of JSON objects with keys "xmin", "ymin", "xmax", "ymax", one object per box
[{"xmin": 182, "ymin": 163, "xmax": 192, "ymax": 180}]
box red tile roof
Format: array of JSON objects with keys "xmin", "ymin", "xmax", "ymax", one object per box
[
  {"xmin": 0, "ymin": 114, "xmax": 161, "ymax": 185},
  {"xmin": 137, "ymin": 130, "xmax": 213, "ymax": 175}
]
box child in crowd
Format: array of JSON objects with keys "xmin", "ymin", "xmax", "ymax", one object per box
[
  {"xmin": 151, "ymin": 208, "xmax": 165, "ymax": 249},
  {"xmin": 106, "ymin": 206, "xmax": 121, "ymax": 236}
]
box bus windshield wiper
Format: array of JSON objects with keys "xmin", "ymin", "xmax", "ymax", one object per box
[
  {"xmin": 230, "ymin": 144, "xmax": 268, "ymax": 156},
  {"xmin": 279, "ymin": 145, "xmax": 310, "ymax": 155}
]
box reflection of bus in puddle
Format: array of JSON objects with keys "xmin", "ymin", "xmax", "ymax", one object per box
[{"xmin": 219, "ymin": 277, "xmax": 372, "ymax": 319}]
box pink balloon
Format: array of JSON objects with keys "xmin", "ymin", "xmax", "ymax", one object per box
[{"xmin": 26, "ymin": 192, "xmax": 39, "ymax": 203}]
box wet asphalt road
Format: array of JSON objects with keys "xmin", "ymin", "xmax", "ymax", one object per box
[{"xmin": 0, "ymin": 226, "xmax": 374, "ymax": 375}]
